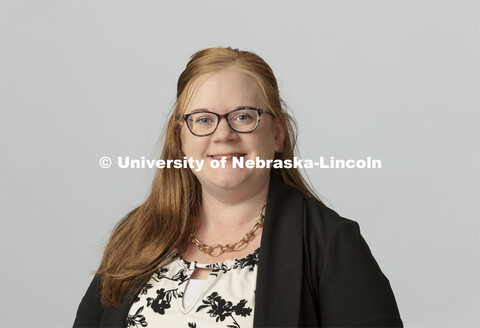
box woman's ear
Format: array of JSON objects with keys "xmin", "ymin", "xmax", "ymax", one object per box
[{"xmin": 274, "ymin": 116, "xmax": 286, "ymax": 152}]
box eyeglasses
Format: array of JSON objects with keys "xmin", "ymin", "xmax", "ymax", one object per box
[{"xmin": 182, "ymin": 107, "xmax": 274, "ymax": 136}]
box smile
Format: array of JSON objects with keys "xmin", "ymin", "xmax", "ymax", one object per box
[{"xmin": 209, "ymin": 153, "xmax": 246, "ymax": 160}]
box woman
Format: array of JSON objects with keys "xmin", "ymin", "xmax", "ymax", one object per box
[{"xmin": 74, "ymin": 47, "xmax": 403, "ymax": 327}]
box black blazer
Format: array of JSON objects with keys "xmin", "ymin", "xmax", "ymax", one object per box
[{"xmin": 74, "ymin": 171, "xmax": 403, "ymax": 327}]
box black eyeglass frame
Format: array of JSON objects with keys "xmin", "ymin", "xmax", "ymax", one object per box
[{"xmin": 182, "ymin": 107, "xmax": 274, "ymax": 136}]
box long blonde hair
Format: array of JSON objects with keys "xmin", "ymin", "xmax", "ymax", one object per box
[{"xmin": 96, "ymin": 47, "xmax": 321, "ymax": 307}]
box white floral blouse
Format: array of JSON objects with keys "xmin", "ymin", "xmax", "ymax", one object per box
[{"xmin": 126, "ymin": 247, "xmax": 260, "ymax": 328}]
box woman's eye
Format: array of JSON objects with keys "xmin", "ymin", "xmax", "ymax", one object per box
[
  {"xmin": 233, "ymin": 114, "xmax": 254, "ymax": 122},
  {"xmin": 195, "ymin": 116, "xmax": 213, "ymax": 124}
]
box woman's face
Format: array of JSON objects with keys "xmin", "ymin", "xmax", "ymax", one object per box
[{"xmin": 180, "ymin": 68, "xmax": 284, "ymax": 193}]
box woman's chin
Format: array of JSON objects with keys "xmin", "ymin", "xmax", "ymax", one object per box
[
  {"xmin": 213, "ymin": 175, "xmax": 248, "ymax": 190},
  {"xmin": 198, "ymin": 169, "xmax": 250, "ymax": 191}
]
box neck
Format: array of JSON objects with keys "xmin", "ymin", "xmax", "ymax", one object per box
[{"xmin": 195, "ymin": 175, "xmax": 270, "ymax": 239}]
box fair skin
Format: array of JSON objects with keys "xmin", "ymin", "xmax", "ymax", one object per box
[{"xmin": 180, "ymin": 67, "xmax": 285, "ymax": 278}]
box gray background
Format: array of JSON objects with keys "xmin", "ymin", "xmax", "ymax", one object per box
[{"xmin": 1, "ymin": 1, "xmax": 478, "ymax": 327}]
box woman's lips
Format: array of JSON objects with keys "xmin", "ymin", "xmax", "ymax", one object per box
[{"xmin": 208, "ymin": 153, "xmax": 247, "ymax": 160}]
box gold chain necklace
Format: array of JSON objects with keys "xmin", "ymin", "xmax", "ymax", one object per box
[{"xmin": 189, "ymin": 204, "xmax": 267, "ymax": 257}]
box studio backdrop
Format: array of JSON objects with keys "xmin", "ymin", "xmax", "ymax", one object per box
[{"xmin": 1, "ymin": 1, "xmax": 478, "ymax": 327}]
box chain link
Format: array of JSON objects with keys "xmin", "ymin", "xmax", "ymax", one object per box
[{"xmin": 190, "ymin": 204, "xmax": 267, "ymax": 257}]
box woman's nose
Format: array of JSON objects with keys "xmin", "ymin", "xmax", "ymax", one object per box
[{"xmin": 211, "ymin": 117, "xmax": 237, "ymax": 141}]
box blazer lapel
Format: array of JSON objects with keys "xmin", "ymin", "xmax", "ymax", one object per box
[{"xmin": 253, "ymin": 171, "xmax": 304, "ymax": 327}]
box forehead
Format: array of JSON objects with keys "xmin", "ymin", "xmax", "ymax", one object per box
[{"xmin": 184, "ymin": 69, "xmax": 266, "ymax": 113}]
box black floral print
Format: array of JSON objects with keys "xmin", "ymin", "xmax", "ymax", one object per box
[
  {"xmin": 126, "ymin": 247, "xmax": 260, "ymax": 328},
  {"xmin": 125, "ymin": 306, "xmax": 147, "ymax": 328},
  {"xmin": 200, "ymin": 248, "xmax": 260, "ymax": 277},
  {"xmin": 233, "ymin": 249, "xmax": 259, "ymax": 272},
  {"xmin": 146, "ymin": 287, "xmax": 185, "ymax": 315},
  {"xmin": 134, "ymin": 283, "xmax": 154, "ymax": 302},
  {"xmin": 196, "ymin": 292, "xmax": 252, "ymax": 328}
]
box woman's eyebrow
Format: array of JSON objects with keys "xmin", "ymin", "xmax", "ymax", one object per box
[
  {"xmin": 189, "ymin": 106, "xmax": 256, "ymax": 113},
  {"xmin": 234, "ymin": 105, "xmax": 256, "ymax": 109},
  {"xmin": 190, "ymin": 108, "xmax": 209, "ymax": 113}
]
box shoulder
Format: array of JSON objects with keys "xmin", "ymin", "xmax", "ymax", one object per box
[
  {"xmin": 302, "ymin": 195, "xmax": 356, "ymax": 232},
  {"xmin": 300, "ymin": 195, "xmax": 361, "ymax": 253},
  {"xmin": 267, "ymin": 175, "xmax": 362, "ymax": 258}
]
